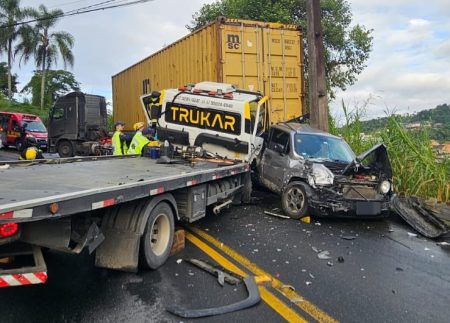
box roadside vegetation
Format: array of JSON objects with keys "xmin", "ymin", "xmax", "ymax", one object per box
[{"xmin": 334, "ymin": 101, "xmax": 450, "ymax": 202}]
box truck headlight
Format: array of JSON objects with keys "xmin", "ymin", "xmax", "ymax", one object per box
[
  {"xmin": 307, "ymin": 163, "xmax": 334, "ymax": 187},
  {"xmin": 379, "ymin": 180, "xmax": 391, "ymax": 194}
]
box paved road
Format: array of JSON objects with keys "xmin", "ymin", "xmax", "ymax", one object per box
[{"xmin": 0, "ymin": 188, "xmax": 449, "ymax": 323}]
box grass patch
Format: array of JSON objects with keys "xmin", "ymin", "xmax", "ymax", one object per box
[{"xmin": 0, "ymin": 96, "xmax": 48, "ymax": 122}]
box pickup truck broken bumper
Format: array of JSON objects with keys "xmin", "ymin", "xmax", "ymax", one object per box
[{"xmin": 308, "ymin": 195, "xmax": 390, "ymax": 218}]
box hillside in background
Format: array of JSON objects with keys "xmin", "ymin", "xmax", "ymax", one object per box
[{"xmin": 360, "ymin": 104, "xmax": 450, "ymax": 141}]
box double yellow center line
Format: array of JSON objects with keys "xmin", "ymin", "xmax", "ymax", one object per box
[{"xmin": 185, "ymin": 225, "xmax": 338, "ymax": 323}]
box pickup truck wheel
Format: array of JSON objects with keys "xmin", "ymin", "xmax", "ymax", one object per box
[
  {"xmin": 281, "ymin": 181, "xmax": 309, "ymax": 219},
  {"xmin": 141, "ymin": 202, "xmax": 174, "ymax": 269},
  {"xmin": 57, "ymin": 141, "xmax": 73, "ymax": 158}
]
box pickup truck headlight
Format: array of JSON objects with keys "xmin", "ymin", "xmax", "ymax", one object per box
[
  {"xmin": 307, "ymin": 163, "xmax": 334, "ymax": 187},
  {"xmin": 379, "ymin": 180, "xmax": 391, "ymax": 194}
]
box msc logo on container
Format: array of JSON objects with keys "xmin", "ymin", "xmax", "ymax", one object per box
[{"xmin": 227, "ymin": 34, "xmax": 240, "ymax": 50}]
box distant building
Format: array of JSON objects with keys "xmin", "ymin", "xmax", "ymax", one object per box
[
  {"xmin": 405, "ymin": 122, "xmax": 421, "ymax": 129},
  {"xmin": 430, "ymin": 140, "xmax": 440, "ymax": 147}
]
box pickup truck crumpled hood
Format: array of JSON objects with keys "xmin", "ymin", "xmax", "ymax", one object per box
[{"xmin": 342, "ymin": 143, "xmax": 392, "ymax": 178}]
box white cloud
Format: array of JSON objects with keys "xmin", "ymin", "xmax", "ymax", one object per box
[{"xmin": 331, "ymin": 0, "xmax": 450, "ymax": 119}]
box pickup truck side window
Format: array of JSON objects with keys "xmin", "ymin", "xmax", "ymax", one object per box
[{"xmin": 268, "ymin": 129, "xmax": 290, "ymax": 153}]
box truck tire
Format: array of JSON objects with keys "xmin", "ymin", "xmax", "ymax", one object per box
[
  {"xmin": 15, "ymin": 138, "xmax": 23, "ymax": 152},
  {"xmin": 57, "ymin": 141, "xmax": 73, "ymax": 158},
  {"xmin": 281, "ymin": 181, "xmax": 309, "ymax": 219},
  {"xmin": 141, "ymin": 202, "xmax": 175, "ymax": 269}
]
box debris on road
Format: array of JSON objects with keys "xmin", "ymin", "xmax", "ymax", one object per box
[
  {"xmin": 300, "ymin": 216, "xmax": 311, "ymax": 224},
  {"xmin": 337, "ymin": 256, "xmax": 345, "ymax": 263},
  {"xmin": 392, "ymin": 195, "xmax": 450, "ymax": 238},
  {"xmin": 407, "ymin": 232, "xmax": 418, "ymax": 237},
  {"xmin": 317, "ymin": 251, "xmax": 331, "ymax": 260},
  {"xmin": 176, "ymin": 259, "xmax": 183, "ymax": 264},
  {"xmin": 166, "ymin": 276, "xmax": 261, "ymax": 318},
  {"xmin": 341, "ymin": 235, "xmax": 356, "ymax": 240},
  {"xmin": 186, "ymin": 258, "xmax": 241, "ymax": 285},
  {"xmin": 264, "ymin": 211, "xmax": 290, "ymax": 219},
  {"xmin": 305, "ymin": 281, "xmax": 312, "ymax": 286},
  {"xmin": 437, "ymin": 241, "xmax": 450, "ymax": 247},
  {"xmin": 327, "ymin": 261, "xmax": 333, "ymax": 267}
]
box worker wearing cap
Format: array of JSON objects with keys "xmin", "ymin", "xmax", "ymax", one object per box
[
  {"xmin": 112, "ymin": 121, "xmax": 129, "ymax": 155},
  {"xmin": 127, "ymin": 122, "xmax": 151, "ymax": 155}
]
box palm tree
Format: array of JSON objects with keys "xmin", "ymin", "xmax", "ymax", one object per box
[
  {"xmin": 18, "ymin": 4, "xmax": 74, "ymax": 110},
  {"xmin": 0, "ymin": 0, "xmax": 33, "ymax": 100}
]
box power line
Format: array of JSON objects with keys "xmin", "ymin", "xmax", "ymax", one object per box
[{"xmin": 0, "ymin": 0, "xmax": 154, "ymax": 29}]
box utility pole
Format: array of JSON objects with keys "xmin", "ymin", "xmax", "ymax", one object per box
[{"xmin": 306, "ymin": 0, "xmax": 329, "ymax": 132}]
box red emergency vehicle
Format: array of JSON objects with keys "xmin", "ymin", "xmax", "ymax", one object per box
[{"xmin": 0, "ymin": 112, "xmax": 48, "ymax": 150}]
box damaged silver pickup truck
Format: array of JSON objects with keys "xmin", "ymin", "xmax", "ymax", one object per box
[{"xmin": 254, "ymin": 123, "xmax": 393, "ymax": 219}]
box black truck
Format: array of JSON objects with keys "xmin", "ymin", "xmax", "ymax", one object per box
[{"xmin": 48, "ymin": 92, "xmax": 111, "ymax": 157}]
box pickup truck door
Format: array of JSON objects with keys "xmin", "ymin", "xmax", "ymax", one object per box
[{"xmin": 261, "ymin": 128, "xmax": 291, "ymax": 191}]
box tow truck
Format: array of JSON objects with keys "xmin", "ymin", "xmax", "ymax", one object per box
[{"xmin": 0, "ymin": 153, "xmax": 250, "ymax": 287}]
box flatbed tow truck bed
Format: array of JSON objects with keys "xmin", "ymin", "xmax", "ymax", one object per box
[
  {"xmin": 0, "ymin": 155, "xmax": 250, "ymax": 287},
  {"xmin": 0, "ymin": 156, "xmax": 248, "ymax": 222}
]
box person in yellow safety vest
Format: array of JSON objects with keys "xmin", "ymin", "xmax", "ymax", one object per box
[
  {"xmin": 112, "ymin": 121, "xmax": 129, "ymax": 155},
  {"xmin": 127, "ymin": 122, "xmax": 151, "ymax": 155}
]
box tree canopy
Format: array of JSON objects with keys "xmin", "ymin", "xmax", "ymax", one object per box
[
  {"xmin": 187, "ymin": 0, "xmax": 373, "ymax": 98},
  {"xmin": 0, "ymin": 62, "xmax": 17, "ymax": 96},
  {"xmin": 21, "ymin": 69, "xmax": 80, "ymax": 108}
]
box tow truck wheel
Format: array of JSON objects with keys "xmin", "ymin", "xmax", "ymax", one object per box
[
  {"xmin": 141, "ymin": 202, "xmax": 174, "ymax": 269},
  {"xmin": 281, "ymin": 181, "xmax": 309, "ymax": 219},
  {"xmin": 57, "ymin": 141, "xmax": 73, "ymax": 158}
]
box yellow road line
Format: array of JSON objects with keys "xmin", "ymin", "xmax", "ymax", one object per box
[
  {"xmin": 187, "ymin": 226, "xmax": 338, "ymax": 323},
  {"xmin": 186, "ymin": 232, "xmax": 307, "ymax": 322}
]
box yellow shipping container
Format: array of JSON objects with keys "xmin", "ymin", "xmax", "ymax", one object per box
[{"xmin": 112, "ymin": 17, "xmax": 304, "ymax": 129}]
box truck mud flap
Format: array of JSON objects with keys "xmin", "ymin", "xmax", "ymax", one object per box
[
  {"xmin": 0, "ymin": 244, "xmax": 47, "ymax": 287},
  {"xmin": 391, "ymin": 195, "xmax": 450, "ymax": 238},
  {"xmin": 166, "ymin": 276, "xmax": 260, "ymax": 318}
]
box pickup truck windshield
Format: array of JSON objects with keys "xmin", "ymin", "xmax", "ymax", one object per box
[
  {"xmin": 23, "ymin": 120, "xmax": 47, "ymax": 133},
  {"xmin": 294, "ymin": 133, "xmax": 355, "ymax": 163}
]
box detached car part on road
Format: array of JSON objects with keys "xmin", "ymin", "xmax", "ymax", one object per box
[{"xmin": 254, "ymin": 123, "xmax": 393, "ymax": 219}]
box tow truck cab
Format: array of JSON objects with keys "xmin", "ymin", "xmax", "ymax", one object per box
[{"xmin": 140, "ymin": 82, "xmax": 269, "ymax": 163}]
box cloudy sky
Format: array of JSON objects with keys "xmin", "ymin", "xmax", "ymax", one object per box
[{"xmin": 9, "ymin": 0, "xmax": 450, "ymax": 121}]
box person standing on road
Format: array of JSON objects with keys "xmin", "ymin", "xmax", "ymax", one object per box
[
  {"xmin": 127, "ymin": 122, "xmax": 152, "ymax": 156},
  {"xmin": 112, "ymin": 121, "xmax": 129, "ymax": 155}
]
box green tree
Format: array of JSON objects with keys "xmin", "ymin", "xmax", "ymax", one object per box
[
  {"xmin": 0, "ymin": 61, "xmax": 17, "ymax": 97},
  {"xmin": 17, "ymin": 4, "xmax": 74, "ymax": 110},
  {"xmin": 0, "ymin": 0, "xmax": 33, "ymax": 100},
  {"xmin": 187, "ymin": 0, "xmax": 373, "ymax": 98},
  {"xmin": 21, "ymin": 69, "xmax": 80, "ymax": 108}
]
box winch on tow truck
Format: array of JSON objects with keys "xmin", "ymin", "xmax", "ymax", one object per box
[{"xmin": 140, "ymin": 82, "xmax": 394, "ymax": 218}]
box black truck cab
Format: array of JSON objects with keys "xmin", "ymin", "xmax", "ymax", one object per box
[{"xmin": 48, "ymin": 92, "xmax": 109, "ymax": 157}]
